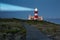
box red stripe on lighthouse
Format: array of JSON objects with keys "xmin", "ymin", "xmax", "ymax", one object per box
[{"xmin": 34, "ymin": 8, "xmax": 38, "ymax": 20}]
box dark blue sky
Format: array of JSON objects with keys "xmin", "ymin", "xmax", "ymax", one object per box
[{"xmin": 0, "ymin": 0, "xmax": 60, "ymax": 19}]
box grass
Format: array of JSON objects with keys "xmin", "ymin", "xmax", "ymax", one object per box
[
  {"xmin": 0, "ymin": 18, "xmax": 26, "ymax": 40},
  {"xmin": 0, "ymin": 18, "xmax": 60, "ymax": 40},
  {"xmin": 25, "ymin": 20, "xmax": 60, "ymax": 40}
]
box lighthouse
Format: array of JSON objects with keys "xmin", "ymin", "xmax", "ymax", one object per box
[
  {"xmin": 28, "ymin": 8, "xmax": 43, "ymax": 21},
  {"xmin": 34, "ymin": 8, "xmax": 38, "ymax": 20}
]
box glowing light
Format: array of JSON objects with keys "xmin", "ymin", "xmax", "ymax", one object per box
[
  {"xmin": 0, "ymin": 3, "xmax": 34, "ymax": 11},
  {"xmin": 35, "ymin": 8, "xmax": 38, "ymax": 11}
]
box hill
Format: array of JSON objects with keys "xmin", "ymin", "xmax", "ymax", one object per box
[
  {"xmin": 0, "ymin": 18, "xmax": 60, "ymax": 40},
  {"xmin": 24, "ymin": 20, "xmax": 60, "ymax": 40},
  {"xmin": 0, "ymin": 18, "xmax": 26, "ymax": 40}
]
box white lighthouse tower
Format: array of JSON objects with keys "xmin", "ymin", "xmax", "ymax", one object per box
[
  {"xmin": 28, "ymin": 8, "xmax": 43, "ymax": 20},
  {"xmin": 34, "ymin": 8, "xmax": 38, "ymax": 20}
]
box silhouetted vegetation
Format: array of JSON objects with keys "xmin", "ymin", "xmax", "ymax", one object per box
[
  {"xmin": 0, "ymin": 18, "xmax": 60, "ymax": 40},
  {"xmin": 25, "ymin": 20, "xmax": 60, "ymax": 40},
  {"xmin": 0, "ymin": 18, "xmax": 26, "ymax": 40}
]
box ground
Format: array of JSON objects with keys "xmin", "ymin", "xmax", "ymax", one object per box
[{"xmin": 0, "ymin": 18, "xmax": 26, "ymax": 40}]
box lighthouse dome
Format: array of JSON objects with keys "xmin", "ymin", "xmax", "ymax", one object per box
[{"xmin": 35, "ymin": 8, "xmax": 38, "ymax": 11}]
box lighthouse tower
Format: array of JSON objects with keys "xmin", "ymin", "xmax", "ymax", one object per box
[
  {"xmin": 28, "ymin": 8, "xmax": 43, "ymax": 20},
  {"xmin": 34, "ymin": 8, "xmax": 38, "ymax": 20}
]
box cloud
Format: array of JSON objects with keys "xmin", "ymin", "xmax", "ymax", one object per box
[{"xmin": 0, "ymin": 3, "xmax": 34, "ymax": 11}]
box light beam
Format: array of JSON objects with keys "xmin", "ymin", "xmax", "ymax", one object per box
[{"xmin": 0, "ymin": 3, "xmax": 34, "ymax": 11}]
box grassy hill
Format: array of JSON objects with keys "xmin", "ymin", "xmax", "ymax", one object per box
[
  {"xmin": 0, "ymin": 18, "xmax": 26, "ymax": 40},
  {"xmin": 24, "ymin": 20, "xmax": 60, "ymax": 40},
  {"xmin": 0, "ymin": 18, "xmax": 60, "ymax": 40}
]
